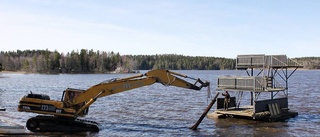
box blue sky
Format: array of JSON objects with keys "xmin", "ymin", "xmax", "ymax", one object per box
[{"xmin": 0, "ymin": 0, "xmax": 319, "ymax": 58}]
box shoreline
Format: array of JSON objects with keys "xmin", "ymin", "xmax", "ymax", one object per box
[
  {"xmin": 0, "ymin": 71, "xmax": 28, "ymax": 74},
  {"xmin": 0, "ymin": 69, "xmax": 317, "ymax": 75},
  {"xmin": 0, "ymin": 70, "xmax": 140, "ymax": 75}
]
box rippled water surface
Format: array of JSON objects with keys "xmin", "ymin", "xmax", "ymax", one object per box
[{"xmin": 0, "ymin": 70, "xmax": 319, "ymax": 136}]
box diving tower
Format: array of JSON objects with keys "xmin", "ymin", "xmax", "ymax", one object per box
[{"xmin": 209, "ymin": 54, "xmax": 302, "ymax": 121}]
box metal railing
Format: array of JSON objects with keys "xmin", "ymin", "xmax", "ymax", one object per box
[
  {"xmin": 236, "ymin": 54, "xmax": 302, "ymax": 68},
  {"xmin": 217, "ymin": 76, "xmax": 264, "ymax": 91},
  {"xmin": 217, "ymin": 76, "xmax": 285, "ymax": 92}
]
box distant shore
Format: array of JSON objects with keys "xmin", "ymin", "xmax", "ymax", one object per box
[
  {"xmin": 0, "ymin": 70, "xmax": 140, "ymax": 75},
  {"xmin": 0, "ymin": 69, "xmax": 317, "ymax": 76},
  {"xmin": 0, "ymin": 71, "xmax": 28, "ymax": 74},
  {"xmin": 0, "ymin": 71, "xmax": 26, "ymax": 78}
]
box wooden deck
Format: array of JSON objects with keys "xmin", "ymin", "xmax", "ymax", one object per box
[{"xmin": 209, "ymin": 106, "xmax": 254, "ymax": 119}]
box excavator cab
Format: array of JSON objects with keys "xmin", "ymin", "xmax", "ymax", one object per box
[{"xmin": 61, "ymin": 88, "xmax": 89, "ymax": 116}]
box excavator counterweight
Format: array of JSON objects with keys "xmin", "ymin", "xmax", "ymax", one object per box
[{"xmin": 18, "ymin": 69, "xmax": 209, "ymax": 132}]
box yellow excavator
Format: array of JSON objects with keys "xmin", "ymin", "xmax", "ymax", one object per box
[{"xmin": 18, "ymin": 69, "xmax": 209, "ymax": 132}]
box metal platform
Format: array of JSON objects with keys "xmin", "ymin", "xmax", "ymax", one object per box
[
  {"xmin": 208, "ymin": 107, "xmax": 298, "ymax": 121},
  {"xmin": 217, "ymin": 76, "xmax": 286, "ymax": 92},
  {"xmin": 209, "ymin": 98, "xmax": 298, "ymax": 121},
  {"xmin": 236, "ymin": 54, "xmax": 302, "ymax": 69}
]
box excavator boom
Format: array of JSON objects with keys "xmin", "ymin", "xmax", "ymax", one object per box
[
  {"xmin": 17, "ymin": 69, "xmax": 209, "ymax": 132},
  {"xmin": 69, "ymin": 70, "xmax": 208, "ymax": 108}
]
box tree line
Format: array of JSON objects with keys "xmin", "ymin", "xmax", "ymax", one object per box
[
  {"xmin": 293, "ymin": 57, "xmax": 320, "ymax": 69},
  {"xmin": 0, "ymin": 49, "xmax": 236, "ymax": 73}
]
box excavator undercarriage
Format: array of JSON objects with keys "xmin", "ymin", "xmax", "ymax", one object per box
[{"xmin": 26, "ymin": 115, "xmax": 99, "ymax": 132}]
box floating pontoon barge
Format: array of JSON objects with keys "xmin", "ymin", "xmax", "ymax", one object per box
[{"xmin": 208, "ymin": 54, "xmax": 302, "ymax": 121}]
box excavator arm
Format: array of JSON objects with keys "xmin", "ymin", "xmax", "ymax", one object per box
[
  {"xmin": 69, "ymin": 69, "xmax": 209, "ymax": 116},
  {"xmin": 145, "ymin": 69, "xmax": 209, "ymax": 90}
]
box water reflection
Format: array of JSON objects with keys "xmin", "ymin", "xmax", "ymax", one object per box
[{"xmin": 212, "ymin": 118, "xmax": 291, "ymax": 136}]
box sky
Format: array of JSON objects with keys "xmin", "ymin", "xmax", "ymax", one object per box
[{"xmin": 0, "ymin": 0, "xmax": 319, "ymax": 58}]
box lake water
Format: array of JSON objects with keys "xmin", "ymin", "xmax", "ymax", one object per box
[{"xmin": 0, "ymin": 70, "xmax": 319, "ymax": 136}]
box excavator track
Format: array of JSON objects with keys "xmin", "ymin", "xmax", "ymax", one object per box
[{"xmin": 26, "ymin": 115, "xmax": 99, "ymax": 132}]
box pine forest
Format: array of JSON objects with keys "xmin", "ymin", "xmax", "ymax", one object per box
[{"xmin": 0, "ymin": 49, "xmax": 235, "ymax": 74}]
